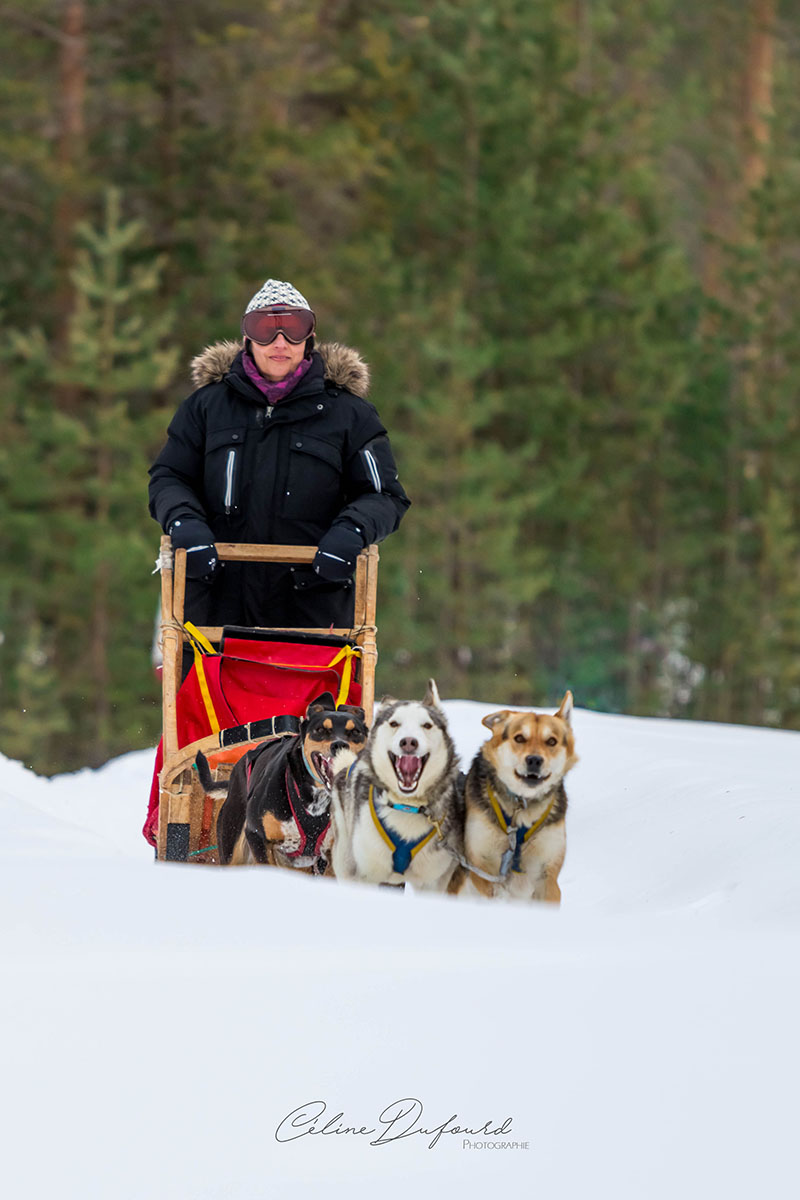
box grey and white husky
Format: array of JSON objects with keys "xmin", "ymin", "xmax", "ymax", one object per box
[{"xmin": 328, "ymin": 679, "xmax": 464, "ymax": 891}]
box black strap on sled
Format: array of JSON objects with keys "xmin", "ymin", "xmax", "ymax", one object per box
[{"xmin": 220, "ymin": 713, "xmax": 301, "ymax": 748}]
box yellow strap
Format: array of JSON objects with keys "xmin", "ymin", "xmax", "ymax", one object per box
[
  {"xmin": 488, "ymin": 785, "xmax": 555, "ymax": 843},
  {"xmin": 523, "ymin": 796, "xmax": 555, "ymax": 842},
  {"xmin": 488, "ymin": 786, "xmax": 509, "ymax": 832},
  {"xmin": 326, "ymin": 644, "xmax": 361, "ymax": 707},
  {"xmin": 184, "ymin": 621, "xmax": 218, "ymax": 657},
  {"xmin": 410, "ymin": 827, "xmax": 436, "ymax": 858},
  {"xmin": 194, "ymin": 657, "xmax": 220, "ymax": 734},
  {"xmin": 368, "ymin": 786, "xmax": 396, "ymax": 851},
  {"xmin": 184, "ymin": 621, "xmax": 220, "ymax": 735}
]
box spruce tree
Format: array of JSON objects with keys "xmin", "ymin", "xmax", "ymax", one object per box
[
  {"xmin": 344, "ymin": 0, "xmax": 696, "ymax": 712},
  {"xmin": 2, "ymin": 188, "xmax": 178, "ymax": 769}
]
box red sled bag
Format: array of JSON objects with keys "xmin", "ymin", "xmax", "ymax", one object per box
[
  {"xmin": 143, "ymin": 626, "xmax": 362, "ymax": 846},
  {"xmin": 172, "ymin": 626, "xmax": 362, "ymax": 743}
]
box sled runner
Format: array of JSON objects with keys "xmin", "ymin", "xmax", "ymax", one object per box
[{"xmin": 149, "ymin": 536, "xmax": 379, "ymax": 862}]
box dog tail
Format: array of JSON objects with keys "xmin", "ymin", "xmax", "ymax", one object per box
[{"xmin": 194, "ymin": 750, "xmax": 229, "ymax": 798}]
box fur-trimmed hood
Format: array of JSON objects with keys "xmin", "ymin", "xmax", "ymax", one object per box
[{"xmin": 189, "ymin": 340, "xmax": 370, "ymax": 398}]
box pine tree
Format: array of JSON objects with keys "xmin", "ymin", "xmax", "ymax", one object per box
[
  {"xmin": 2, "ymin": 0, "xmax": 800, "ymax": 762},
  {"xmin": 2, "ymin": 188, "xmax": 178, "ymax": 769},
  {"xmin": 343, "ymin": 0, "xmax": 697, "ymax": 713}
]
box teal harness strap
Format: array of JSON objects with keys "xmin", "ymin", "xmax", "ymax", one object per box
[
  {"xmin": 386, "ymin": 799, "xmax": 426, "ymax": 814},
  {"xmin": 301, "ymin": 744, "xmax": 318, "ymax": 780}
]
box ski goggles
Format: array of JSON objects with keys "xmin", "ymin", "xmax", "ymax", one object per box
[{"xmin": 241, "ymin": 307, "xmax": 316, "ymax": 345}]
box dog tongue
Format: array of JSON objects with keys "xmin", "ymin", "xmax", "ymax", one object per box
[{"xmin": 397, "ymin": 755, "xmax": 421, "ymax": 789}]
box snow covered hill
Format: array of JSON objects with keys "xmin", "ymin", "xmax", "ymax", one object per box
[{"xmin": 1, "ymin": 701, "xmax": 798, "ymax": 1200}]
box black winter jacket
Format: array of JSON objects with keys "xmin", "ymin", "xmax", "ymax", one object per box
[{"xmin": 149, "ymin": 341, "xmax": 410, "ymax": 629}]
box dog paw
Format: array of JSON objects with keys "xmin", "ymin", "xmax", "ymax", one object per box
[{"xmin": 282, "ymin": 831, "xmax": 302, "ymax": 856}]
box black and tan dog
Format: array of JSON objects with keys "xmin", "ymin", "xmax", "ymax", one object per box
[
  {"xmin": 196, "ymin": 693, "xmax": 368, "ymax": 871},
  {"xmin": 459, "ymin": 692, "xmax": 577, "ymax": 902}
]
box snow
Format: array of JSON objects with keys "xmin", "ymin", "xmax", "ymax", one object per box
[{"xmin": 1, "ymin": 701, "xmax": 799, "ymax": 1199}]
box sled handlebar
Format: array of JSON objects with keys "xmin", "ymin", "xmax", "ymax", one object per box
[{"xmin": 211, "ymin": 542, "xmax": 319, "ymax": 564}]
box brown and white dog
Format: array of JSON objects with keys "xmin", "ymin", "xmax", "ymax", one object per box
[{"xmin": 459, "ymin": 693, "xmax": 577, "ymax": 902}]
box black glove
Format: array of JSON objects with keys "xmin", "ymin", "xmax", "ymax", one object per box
[
  {"xmin": 313, "ymin": 522, "xmax": 365, "ymax": 582},
  {"xmin": 169, "ymin": 518, "xmax": 219, "ymax": 582}
]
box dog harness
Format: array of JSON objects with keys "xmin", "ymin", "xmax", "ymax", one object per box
[
  {"xmin": 245, "ymin": 746, "xmax": 331, "ymax": 866},
  {"xmin": 487, "ymin": 785, "xmax": 556, "ymax": 876},
  {"xmin": 284, "ymin": 768, "xmax": 331, "ymax": 862},
  {"xmin": 368, "ymin": 785, "xmax": 436, "ymax": 875}
]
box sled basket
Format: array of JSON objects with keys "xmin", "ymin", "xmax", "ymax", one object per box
[{"xmin": 147, "ymin": 538, "xmax": 378, "ymax": 862}]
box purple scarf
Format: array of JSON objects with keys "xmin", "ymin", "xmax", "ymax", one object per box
[{"xmin": 242, "ymin": 347, "xmax": 313, "ymax": 404}]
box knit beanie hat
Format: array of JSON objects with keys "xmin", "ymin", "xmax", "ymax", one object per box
[{"xmin": 244, "ymin": 279, "xmax": 312, "ymax": 313}]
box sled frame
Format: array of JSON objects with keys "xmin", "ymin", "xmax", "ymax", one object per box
[{"xmin": 155, "ymin": 537, "xmax": 379, "ymax": 862}]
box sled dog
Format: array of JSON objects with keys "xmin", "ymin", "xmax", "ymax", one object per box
[
  {"xmin": 460, "ymin": 693, "xmax": 577, "ymax": 902},
  {"xmin": 195, "ymin": 693, "xmax": 368, "ymax": 871},
  {"xmin": 328, "ymin": 679, "xmax": 464, "ymax": 891}
]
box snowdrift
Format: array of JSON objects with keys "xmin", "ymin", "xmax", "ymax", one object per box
[{"xmin": 1, "ymin": 702, "xmax": 798, "ymax": 1199}]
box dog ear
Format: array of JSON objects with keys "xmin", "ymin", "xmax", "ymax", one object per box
[
  {"xmin": 379, "ymin": 692, "xmax": 397, "ymax": 705},
  {"xmin": 555, "ymin": 691, "xmax": 573, "ymax": 725},
  {"xmin": 339, "ymin": 703, "xmax": 367, "ymax": 724},
  {"xmin": 482, "ymin": 709, "xmax": 513, "ymax": 732},
  {"xmin": 306, "ymin": 691, "xmax": 337, "ymax": 716},
  {"xmin": 422, "ymin": 678, "xmax": 442, "ymax": 709}
]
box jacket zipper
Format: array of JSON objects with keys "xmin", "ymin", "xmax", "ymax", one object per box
[
  {"xmin": 224, "ymin": 448, "xmax": 237, "ymax": 513},
  {"xmin": 266, "ymin": 404, "xmax": 274, "ymax": 420}
]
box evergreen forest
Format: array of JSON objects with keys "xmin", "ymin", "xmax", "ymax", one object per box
[{"xmin": 2, "ymin": 0, "xmax": 800, "ymax": 773}]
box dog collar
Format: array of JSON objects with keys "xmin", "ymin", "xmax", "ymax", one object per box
[
  {"xmin": 301, "ymin": 745, "xmax": 319, "ymax": 780},
  {"xmin": 385, "ymin": 798, "xmax": 427, "ymax": 814},
  {"xmin": 368, "ymin": 786, "xmax": 435, "ymax": 874}
]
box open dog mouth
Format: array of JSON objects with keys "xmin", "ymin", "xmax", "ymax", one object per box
[
  {"xmin": 389, "ymin": 751, "xmax": 429, "ymax": 794},
  {"xmin": 310, "ymin": 751, "xmax": 335, "ymax": 790},
  {"xmin": 515, "ymin": 769, "xmax": 551, "ymax": 785}
]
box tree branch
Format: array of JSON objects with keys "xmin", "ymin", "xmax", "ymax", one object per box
[{"xmin": 0, "ymin": 5, "xmax": 69, "ymax": 45}]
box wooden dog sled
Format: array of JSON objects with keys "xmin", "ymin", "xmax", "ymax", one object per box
[{"xmin": 153, "ymin": 537, "xmax": 379, "ymax": 863}]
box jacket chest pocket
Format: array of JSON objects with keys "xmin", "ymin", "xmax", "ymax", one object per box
[
  {"xmin": 282, "ymin": 432, "xmax": 343, "ymax": 522},
  {"xmin": 204, "ymin": 427, "xmax": 247, "ymax": 515}
]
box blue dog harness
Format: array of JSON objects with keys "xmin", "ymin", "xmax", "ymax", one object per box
[{"xmin": 368, "ymin": 785, "xmax": 436, "ymax": 874}]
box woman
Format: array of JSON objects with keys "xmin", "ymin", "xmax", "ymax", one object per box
[{"xmin": 149, "ymin": 279, "xmax": 410, "ymax": 630}]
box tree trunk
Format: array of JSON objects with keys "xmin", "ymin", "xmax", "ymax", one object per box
[
  {"xmin": 742, "ymin": 0, "xmax": 776, "ymax": 194},
  {"xmin": 155, "ymin": 4, "xmax": 180, "ymax": 284},
  {"xmin": 740, "ymin": 0, "xmax": 776, "ymax": 724},
  {"xmin": 54, "ymin": 0, "xmax": 87, "ymax": 397},
  {"xmin": 702, "ymin": 1, "xmax": 777, "ymax": 722},
  {"xmin": 91, "ymin": 449, "xmax": 113, "ymax": 765}
]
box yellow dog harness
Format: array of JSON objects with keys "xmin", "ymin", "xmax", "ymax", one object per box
[{"xmin": 487, "ymin": 785, "xmax": 556, "ymax": 876}]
